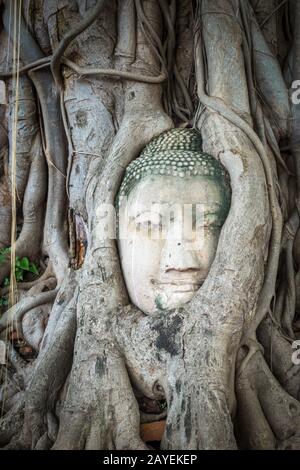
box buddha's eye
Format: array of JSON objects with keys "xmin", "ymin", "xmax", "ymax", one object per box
[
  {"xmin": 203, "ymin": 212, "xmax": 221, "ymax": 227},
  {"xmin": 133, "ymin": 212, "xmax": 163, "ymax": 234},
  {"xmin": 191, "ymin": 212, "xmax": 221, "ymax": 230}
]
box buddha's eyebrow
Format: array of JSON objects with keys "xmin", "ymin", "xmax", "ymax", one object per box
[
  {"xmin": 129, "ymin": 209, "xmax": 163, "ymax": 219},
  {"xmin": 186, "ymin": 202, "xmax": 223, "ymax": 211},
  {"xmin": 127, "ymin": 202, "xmax": 224, "ymax": 216},
  {"xmin": 127, "ymin": 202, "xmax": 167, "ymax": 215}
]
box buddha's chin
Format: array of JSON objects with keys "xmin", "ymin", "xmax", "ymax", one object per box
[{"xmin": 154, "ymin": 290, "xmax": 195, "ymax": 311}]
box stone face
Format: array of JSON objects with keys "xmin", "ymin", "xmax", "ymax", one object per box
[{"xmin": 117, "ymin": 129, "xmax": 231, "ymax": 315}]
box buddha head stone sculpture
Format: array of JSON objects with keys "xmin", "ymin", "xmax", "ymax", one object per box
[{"xmin": 116, "ymin": 128, "xmax": 231, "ymax": 315}]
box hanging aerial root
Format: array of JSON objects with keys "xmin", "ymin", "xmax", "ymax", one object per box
[
  {"xmin": 3, "ymin": 4, "xmax": 70, "ymax": 282},
  {"xmin": 8, "ymin": 75, "xmax": 40, "ymax": 204},
  {"xmin": 158, "ymin": 0, "xmax": 193, "ymax": 119},
  {"xmin": 0, "ymin": 93, "xmax": 11, "ymax": 248},
  {"xmin": 246, "ymin": 2, "xmax": 290, "ymax": 139},
  {"xmin": 0, "ymin": 56, "xmax": 167, "ymax": 83},
  {"xmin": 0, "ymin": 178, "xmax": 11, "ymax": 249},
  {"xmin": 61, "ymin": 57, "xmax": 167, "ymax": 83},
  {"xmin": 115, "ymin": 0, "xmax": 136, "ymax": 63},
  {"xmin": 0, "ymin": 133, "xmax": 46, "ymax": 285},
  {"xmin": 280, "ymin": 212, "xmax": 299, "ymax": 337}
]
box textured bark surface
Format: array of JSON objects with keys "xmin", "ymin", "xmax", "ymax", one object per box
[{"xmin": 0, "ymin": 0, "xmax": 300, "ymax": 450}]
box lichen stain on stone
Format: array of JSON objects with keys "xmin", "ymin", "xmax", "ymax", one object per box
[
  {"xmin": 95, "ymin": 354, "xmax": 107, "ymax": 378},
  {"xmin": 181, "ymin": 398, "xmax": 186, "ymax": 413},
  {"xmin": 165, "ymin": 422, "xmax": 172, "ymax": 440},
  {"xmin": 205, "ymin": 349, "xmax": 210, "ymax": 365},
  {"xmin": 153, "ymin": 314, "xmax": 182, "ymax": 356},
  {"xmin": 184, "ymin": 396, "xmax": 192, "ymax": 443},
  {"xmin": 175, "ymin": 379, "xmax": 181, "ymax": 394},
  {"xmin": 75, "ymin": 109, "xmax": 88, "ymax": 128}
]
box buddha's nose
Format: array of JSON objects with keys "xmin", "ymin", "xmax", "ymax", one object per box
[{"xmin": 160, "ymin": 238, "xmax": 201, "ymax": 273}]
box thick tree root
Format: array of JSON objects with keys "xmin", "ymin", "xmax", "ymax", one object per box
[
  {"xmin": 0, "ymin": 398, "xmax": 25, "ymax": 448},
  {"xmin": 236, "ymin": 349, "xmax": 300, "ymax": 449},
  {"xmin": 0, "ymin": 289, "xmax": 57, "ymax": 338},
  {"xmin": 0, "ymin": 133, "xmax": 47, "ymax": 284},
  {"xmin": 50, "ymin": 0, "xmax": 107, "ymax": 90},
  {"xmin": 19, "ymin": 287, "xmax": 78, "ymax": 449},
  {"xmin": 258, "ymin": 316, "xmax": 300, "ymax": 400},
  {"xmin": 3, "ymin": 5, "xmax": 70, "ymax": 283}
]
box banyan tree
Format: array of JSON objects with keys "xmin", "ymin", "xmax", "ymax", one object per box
[{"xmin": 0, "ymin": 0, "xmax": 300, "ymax": 450}]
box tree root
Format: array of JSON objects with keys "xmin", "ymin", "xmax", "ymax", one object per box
[
  {"xmin": 50, "ymin": 0, "xmax": 107, "ymax": 90},
  {"xmin": 0, "ymin": 56, "xmax": 167, "ymax": 84},
  {"xmin": 18, "ymin": 287, "xmax": 77, "ymax": 449},
  {"xmin": 115, "ymin": 0, "xmax": 136, "ymax": 63},
  {"xmin": 0, "ymin": 133, "xmax": 47, "ymax": 284},
  {"xmin": 194, "ymin": 2, "xmax": 283, "ymax": 339},
  {"xmin": 0, "ymin": 398, "xmax": 25, "ymax": 448},
  {"xmin": 258, "ymin": 316, "xmax": 300, "ymax": 400},
  {"xmin": 61, "ymin": 57, "xmax": 167, "ymax": 83},
  {"xmin": 0, "ymin": 289, "xmax": 58, "ymax": 337},
  {"xmin": 236, "ymin": 349, "xmax": 300, "ymax": 449},
  {"xmin": 22, "ymin": 303, "xmax": 52, "ymax": 351},
  {"xmin": 247, "ymin": 2, "xmax": 290, "ymax": 139},
  {"xmin": 0, "ymin": 109, "xmax": 10, "ymax": 248},
  {"xmin": 0, "ymin": 263, "xmax": 55, "ymax": 297},
  {"xmin": 3, "ymin": 5, "xmax": 70, "ymax": 282},
  {"xmin": 53, "ymin": 349, "xmax": 147, "ymax": 450}
]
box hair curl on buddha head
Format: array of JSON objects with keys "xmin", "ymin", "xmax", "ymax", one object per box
[{"xmin": 115, "ymin": 128, "xmax": 231, "ymax": 215}]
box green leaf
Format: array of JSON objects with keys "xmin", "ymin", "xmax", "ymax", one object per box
[
  {"xmin": 16, "ymin": 270, "xmax": 23, "ymax": 282},
  {"xmin": 28, "ymin": 263, "xmax": 39, "ymax": 275},
  {"xmin": 0, "ymin": 247, "xmax": 10, "ymax": 265},
  {"xmin": 0, "ymin": 297, "xmax": 8, "ymax": 306},
  {"xmin": 19, "ymin": 257, "xmax": 30, "ymax": 270},
  {"xmin": 0, "ymin": 247, "xmax": 10, "ymax": 255},
  {"xmin": 0, "ymin": 251, "xmax": 39, "ymax": 285}
]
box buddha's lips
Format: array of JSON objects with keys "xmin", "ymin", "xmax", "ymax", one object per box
[{"xmin": 151, "ymin": 279, "xmax": 203, "ymax": 293}]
